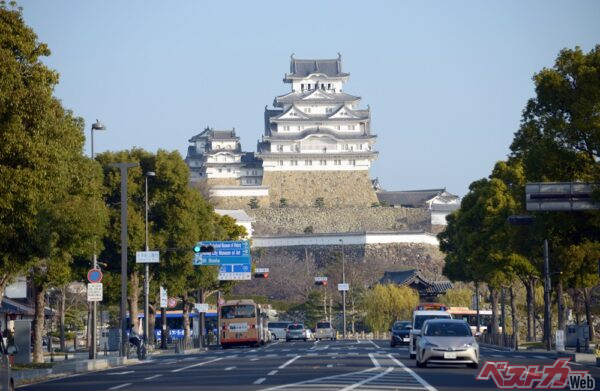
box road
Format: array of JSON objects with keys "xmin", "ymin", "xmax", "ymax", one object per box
[{"xmin": 21, "ymin": 340, "xmax": 600, "ymax": 391}]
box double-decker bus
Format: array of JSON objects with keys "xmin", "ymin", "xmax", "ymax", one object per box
[
  {"xmin": 447, "ymin": 307, "xmax": 493, "ymax": 334},
  {"xmin": 219, "ymin": 299, "xmax": 269, "ymax": 348}
]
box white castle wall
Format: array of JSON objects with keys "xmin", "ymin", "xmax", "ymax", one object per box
[{"xmin": 252, "ymin": 231, "xmax": 439, "ymax": 248}]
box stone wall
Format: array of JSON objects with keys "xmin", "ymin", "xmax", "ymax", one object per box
[
  {"xmin": 261, "ymin": 170, "xmax": 378, "ymax": 207},
  {"xmin": 210, "ymin": 195, "xmax": 269, "ymax": 209},
  {"xmin": 250, "ymin": 206, "xmax": 430, "ymax": 235},
  {"xmin": 234, "ymin": 243, "xmax": 446, "ymax": 301}
]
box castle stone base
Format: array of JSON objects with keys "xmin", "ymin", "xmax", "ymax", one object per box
[{"xmin": 261, "ymin": 170, "xmax": 378, "ymax": 207}]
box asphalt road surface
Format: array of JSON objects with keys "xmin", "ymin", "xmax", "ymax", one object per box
[{"xmin": 20, "ymin": 340, "xmax": 600, "ymax": 391}]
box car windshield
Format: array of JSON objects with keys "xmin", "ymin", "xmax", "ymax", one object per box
[
  {"xmin": 414, "ymin": 314, "xmax": 450, "ymax": 330},
  {"xmin": 316, "ymin": 322, "xmax": 331, "ymax": 328},
  {"xmin": 220, "ymin": 305, "xmax": 256, "ymax": 319},
  {"xmin": 393, "ymin": 322, "xmax": 410, "ymax": 330},
  {"xmin": 268, "ymin": 322, "xmax": 289, "ymax": 329},
  {"xmin": 288, "ymin": 324, "xmax": 303, "ymax": 330},
  {"xmin": 424, "ymin": 322, "xmax": 472, "ymax": 337}
]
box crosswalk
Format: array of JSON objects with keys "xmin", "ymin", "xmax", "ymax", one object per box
[{"xmin": 258, "ymin": 354, "xmax": 434, "ymax": 391}]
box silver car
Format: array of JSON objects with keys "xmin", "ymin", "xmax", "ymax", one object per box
[
  {"xmin": 416, "ymin": 319, "xmax": 479, "ymax": 368},
  {"xmin": 268, "ymin": 321, "xmax": 290, "ymax": 341},
  {"xmin": 315, "ymin": 321, "xmax": 336, "ymax": 341},
  {"xmin": 286, "ymin": 323, "xmax": 307, "ymax": 342}
]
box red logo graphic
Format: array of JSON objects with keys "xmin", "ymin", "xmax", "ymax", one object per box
[{"xmin": 476, "ymin": 358, "xmax": 595, "ymax": 390}]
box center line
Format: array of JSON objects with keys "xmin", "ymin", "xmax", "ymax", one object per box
[
  {"xmin": 171, "ymin": 357, "xmax": 223, "ymax": 373},
  {"xmin": 144, "ymin": 374, "xmax": 162, "ymax": 380},
  {"xmin": 108, "ymin": 384, "xmax": 132, "ymax": 391},
  {"xmin": 253, "ymin": 377, "xmax": 267, "ymax": 384},
  {"xmin": 368, "ymin": 353, "xmax": 381, "ymax": 368},
  {"xmin": 278, "ymin": 355, "xmax": 301, "ymax": 369},
  {"xmin": 225, "ymin": 366, "xmax": 236, "ymax": 371},
  {"xmin": 268, "ymin": 370, "xmax": 278, "ymax": 376}
]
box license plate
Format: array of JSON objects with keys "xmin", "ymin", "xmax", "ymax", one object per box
[
  {"xmin": 444, "ymin": 352, "xmax": 457, "ymax": 359},
  {"xmin": 403, "ymin": 338, "xmax": 409, "ymax": 342}
]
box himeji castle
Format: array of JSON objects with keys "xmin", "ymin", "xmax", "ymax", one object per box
[{"xmin": 186, "ymin": 55, "xmax": 382, "ymax": 208}]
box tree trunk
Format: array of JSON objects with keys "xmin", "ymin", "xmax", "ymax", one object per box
[
  {"xmin": 556, "ymin": 279, "xmax": 566, "ymax": 333},
  {"xmin": 525, "ymin": 279, "xmax": 534, "ymax": 342},
  {"xmin": 148, "ymin": 304, "xmax": 156, "ymax": 345},
  {"xmin": 500, "ymin": 287, "xmax": 507, "ymax": 343},
  {"xmin": 128, "ymin": 270, "xmax": 140, "ymax": 333},
  {"xmin": 532, "ymin": 279, "xmax": 537, "ymax": 341},
  {"xmin": 0, "ymin": 274, "xmax": 11, "ymax": 310},
  {"xmin": 32, "ymin": 280, "xmax": 46, "ymax": 363},
  {"xmin": 59, "ymin": 287, "xmax": 66, "ymax": 352},
  {"xmin": 351, "ymin": 296, "xmax": 355, "ymax": 334},
  {"xmin": 182, "ymin": 293, "xmax": 191, "ymax": 343},
  {"xmin": 490, "ymin": 288, "xmax": 499, "ymax": 335},
  {"xmin": 510, "ymin": 286, "xmax": 518, "ymax": 350},
  {"xmin": 583, "ymin": 287, "xmax": 595, "ymax": 341}
]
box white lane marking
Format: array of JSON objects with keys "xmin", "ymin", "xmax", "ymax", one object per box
[
  {"xmin": 162, "ymin": 360, "xmax": 178, "ymax": 365},
  {"xmin": 144, "ymin": 374, "xmax": 163, "ymax": 380},
  {"xmin": 108, "ymin": 384, "xmax": 132, "ymax": 391},
  {"xmin": 266, "ymin": 354, "xmax": 277, "ymax": 357},
  {"xmin": 388, "ymin": 354, "xmax": 437, "ymax": 391},
  {"xmin": 251, "ymin": 357, "xmax": 260, "ymax": 361},
  {"xmin": 571, "ymin": 362, "xmax": 583, "ymax": 366},
  {"xmin": 368, "ymin": 353, "xmax": 381, "ymax": 368},
  {"xmin": 356, "ymin": 339, "xmax": 361, "ymax": 344},
  {"xmin": 108, "ymin": 371, "xmax": 135, "ymax": 375},
  {"xmin": 490, "ymin": 354, "xmax": 503, "ymax": 358},
  {"xmin": 327, "ymin": 364, "xmax": 333, "ymax": 368},
  {"xmin": 171, "ymin": 357, "xmax": 223, "ymax": 373},
  {"xmin": 267, "ymin": 370, "xmax": 278, "ymax": 376},
  {"xmin": 513, "ymin": 355, "xmax": 525, "ymax": 359},
  {"xmin": 253, "ymin": 377, "xmax": 267, "ymax": 384},
  {"xmin": 258, "ymin": 368, "xmax": 378, "ymax": 391},
  {"xmin": 225, "ymin": 366, "xmax": 236, "ymax": 371},
  {"xmin": 278, "ymin": 355, "xmax": 301, "ymax": 369},
  {"xmin": 368, "ymin": 339, "xmax": 381, "ymax": 349},
  {"xmin": 533, "ymin": 355, "xmax": 548, "ymax": 359},
  {"xmin": 340, "ymin": 367, "xmax": 394, "ymax": 391},
  {"xmin": 265, "ymin": 341, "xmax": 280, "ymax": 349},
  {"xmin": 249, "ymin": 349, "xmax": 257, "ymax": 353}
]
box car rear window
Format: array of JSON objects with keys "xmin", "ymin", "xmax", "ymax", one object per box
[
  {"xmin": 288, "ymin": 324, "xmax": 304, "ymax": 330},
  {"xmin": 268, "ymin": 322, "xmax": 288, "ymax": 329},
  {"xmin": 316, "ymin": 322, "xmax": 331, "ymax": 328},
  {"xmin": 393, "ymin": 322, "xmax": 410, "ymax": 330}
]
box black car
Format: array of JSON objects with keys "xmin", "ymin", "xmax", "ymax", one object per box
[{"xmin": 390, "ymin": 320, "xmax": 412, "ymax": 347}]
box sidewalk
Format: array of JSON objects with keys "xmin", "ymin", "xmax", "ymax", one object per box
[{"xmin": 14, "ymin": 346, "xmax": 202, "ymax": 386}]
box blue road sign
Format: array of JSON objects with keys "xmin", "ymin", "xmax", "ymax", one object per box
[
  {"xmin": 219, "ymin": 264, "xmax": 251, "ymax": 273},
  {"xmin": 193, "ymin": 241, "xmax": 251, "ymax": 266}
]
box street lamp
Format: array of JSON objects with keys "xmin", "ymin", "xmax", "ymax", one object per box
[
  {"xmin": 143, "ymin": 171, "xmax": 156, "ymax": 345},
  {"xmin": 339, "ymin": 239, "xmax": 346, "ymax": 339},
  {"xmin": 89, "ymin": 119, "xmax": 106, "ymax": 360}
]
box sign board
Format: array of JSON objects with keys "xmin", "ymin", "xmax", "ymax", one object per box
[
  {"xmin": 526, "ymin": 182, "xmax": 599, "ymax": 211},
  {"xmin": 255, "ymin": 268, "xmax": 269, "ymax": 273},
  {"xmin": 136, "ymin": 251, "xmax": 160, "ymax": 264},
  {"xmin": 87, "ymin": 268, "xmax": 103, "ymax": 283},
  {"xmin": 315, "ymin": 277, "xmax": 328, "ymax": 282},
  {"xmin": 219, "ymin": 264, "xmax": 251, "ymax": 280},
  {"xmin": 87, "ymin": 283, "xmax": 103, "ymax": 302},
  {"xmin": 168, "ymin": 297, "xmax": 177, "ymax": 308},
  {"xmin": 160, "ymin": 286, "xmax": 168, "ymax": 308},
  {"xmin": 338, "ymin": 283, "xmax": 349, "ymax": 291},
  {"xmin": 195, "ymin": 303, "xmax": 209, "ymax": 313},
  {"xmin": 193, "ymin": 241, "xmax": 251, "ymax": 266},
  {"xmin": 556, "ymin": 330, "xmax": 565, "ymax": 352}
]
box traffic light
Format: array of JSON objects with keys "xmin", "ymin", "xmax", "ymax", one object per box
[
  {"xmin": 314, "ymin": 277, "xmax": 328, "ymax": 286},
  {"xmin": 193, "ymin": 244, "xmax": 214, "ymax": 253},
  {"xmin": 254, "ymin": 268, "xmax": 269, "ymax": 279}
]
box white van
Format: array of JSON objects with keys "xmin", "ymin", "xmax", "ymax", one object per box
[{"xmin": 409, "ymin": 307, "xmax": 452, "ymax": 359}]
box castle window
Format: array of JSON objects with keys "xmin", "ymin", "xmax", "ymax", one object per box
[
  {"xmin": 299, "ymin": 126, "xmax": 304, "ymax": 130},
  {"xmin": 227, "ymin": 168, "xmax": 231, "ymax": 173},
  {"xmin": 320, "ymin": 160, "xmax": 327, "ymax": 166},
  {"xmin": 328, "ymin": 83, "xmax": 331, "ymax": 89},
  {"xmin": 305, "ymin": 160, "xmax": 312, "ymax": 166},
  {"xmin": 218, "ymin": 168, "xmax": 222, "ymax": 173},
  {"xmin": 304, "ymin": 107, "xmax": 311, "ymax": 113},
  {"xmin": 283, "ymin": 125, "xmax": 290, "ymax": 131},
  {"xmin": 334, "ymin": 160, "xmax": 341, "ymax": 166},
  {"xmin": 326, "ymin": 107, "xmax": 333, "ymax": 114},
  {"xmin": 291, "ymin": 160, "xmax": 298, "ymax": 166},
  {"xmin": 278, "ymin": 160, "xmax": 284, "ymax": 166},
  {"xmin": 358, "ymin": 144, "xmax": 363, "ymax": 150},
  {"xmin": 350, "ymin": 160, "xmax": 356, "ymax": 166},
  {"xmin": 301, "ymin": 83, "xmax": 304, "ymax": 90},
  {"xmin": 307, "ymin": 84, "xmax": 311, "ymax": 90},
  {"xmin": 348, "ymin": 125, "xmax": 356, "ymax": 130},
  {"xmin": 321, "ymin": 84, "xmax": 325, "ymax": 90},
  {"xmin": 277, "ymin": 145, "xmax": 283, "ymax": 151}
]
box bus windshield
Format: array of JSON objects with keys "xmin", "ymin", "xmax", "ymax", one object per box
[{"xmin": 221, "ymin": 305, "xmax": 256, "ymax": 319}]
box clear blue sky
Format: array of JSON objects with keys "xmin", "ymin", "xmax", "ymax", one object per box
[{"xmin": 19, "ymin": 0, "xmax": 600, "ymax": 196}]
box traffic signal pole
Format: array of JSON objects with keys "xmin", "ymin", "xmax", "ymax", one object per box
[{"xmin": 544, "ymin": 239, "xmax": 551, "ymax": 351}]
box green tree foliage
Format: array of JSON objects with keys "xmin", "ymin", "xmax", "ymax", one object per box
[
  {"xmin": 440, "ymin": 287, "xmax": 473, "ymax": 307},
  {"xmin": 363, "ymin": 284, "xmax": 419, "ymax": 332},
  {"xmin": 248, "ymin": 197, "xmax": 259, "ymax": 209}
]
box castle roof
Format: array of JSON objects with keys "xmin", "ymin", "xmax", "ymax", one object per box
[
  {"xmin": 379, "ymin": 269, "xmax": 453, "ymax": 297},
  {"xmin": 284, "ymin": 55, "xmax": 349, "ymax": 80},
  {"xmin": 274, "ymin": 90, "xmax": 360, "ymax": 106},
  {"xmin": 377, "ymin": 189, "xmax": 450, "ymax": 208},
  {"xmin": 189, "ymin": 127, "xmax": 238, "ymax": 142},
  {"xmin": 270, "ymin": 104, "xmax": 369, "ymax": 122},
  {"xmin": 264, "ymin": 127, "xmax": 375, "ymax": 141}
]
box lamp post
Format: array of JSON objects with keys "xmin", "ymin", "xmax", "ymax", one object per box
[
  {"xmin": 89, "ymin": 119, "xmax": 106, "ymax": 360},
  {"xmin": 109, "ymin": 162, "xmax": 139, "ymax": 356},
  {"xmin": 339, "ymin": 239, "xmax": 346, "ymax": 339},
  {"xmin": 144, "ymin": 171, "xmax": 156, "ymax": 345}
]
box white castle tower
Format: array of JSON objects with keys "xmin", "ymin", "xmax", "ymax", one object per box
[{"xmin": 257, "ymin": 54, "xmax": 378, "ymax": 206}]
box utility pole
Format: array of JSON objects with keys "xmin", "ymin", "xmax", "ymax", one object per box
[
  {"xmin": 340, "ymin": 239, "xmax": 346, "ymax": 339},
  {"xmin": 475, "ymin": 282, "xmax": 480, "ymax": 333},
  {"xmin": 109, "ymin": 162, "xmax": 139, "ymax": 357},
  {"xmin": 543, "ymin": 239, "xmax": 551, "ymax": 351}
]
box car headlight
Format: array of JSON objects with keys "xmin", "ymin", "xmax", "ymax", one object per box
[{"xmin": 462, "ymin": 342, "xmax": 477, "ymax": 348}]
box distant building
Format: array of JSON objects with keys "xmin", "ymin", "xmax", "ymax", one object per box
[
  {"xmin": 379, "ymin": 269, "xmax": 452, "ymax": 301},
  {"xmin": 376, "ymin": 189, "xmax": 460, "ymax": 226},
  {"xmin": 257, "ymin": 54, "xmax": 378, "ymax": 173},
  {"xmin": 185, "ymin": 127, "xmax": 262, "ymax": 185}
]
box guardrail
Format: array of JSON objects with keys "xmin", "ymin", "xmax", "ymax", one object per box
[{"xmin": 477, "ymin": 332, "xmax": 517, "ymax": 349}]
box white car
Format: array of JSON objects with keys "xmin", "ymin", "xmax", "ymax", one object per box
[{"xmin": 409, "ymin": 309, "xmax": 452, "ymax": 359}]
